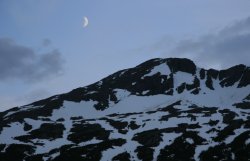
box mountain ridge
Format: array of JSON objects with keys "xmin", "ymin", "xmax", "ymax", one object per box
[{"xmin": 0, "ymin": 58, "xmax": 249, "ymax": 161}]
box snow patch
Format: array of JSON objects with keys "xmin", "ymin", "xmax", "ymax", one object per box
[
  {"xmin": 186, "ymin": 138, "xmax": 194, "ymax": 144},
  {"xmin": 142, "ymin": 90, "xmax": 150, "ymax": 95},
  {"xmin": 0, "ymin": 122, "xmax": 28, "ymax": 144},
  {"xmin": 144, "ymin": 63, "xmax": 170, "ymax": 77},
  {"xmin": 174, "ymin": 71, "xmax": 194, "ymax": 89},
  {"xmin": 245, "ymin": 138, "xmax": 250, "ymax": 145}
]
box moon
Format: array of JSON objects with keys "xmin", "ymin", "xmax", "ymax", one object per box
[{"xmin": 83, "ymin": 16, "xmax": 89, "ymax": 28}]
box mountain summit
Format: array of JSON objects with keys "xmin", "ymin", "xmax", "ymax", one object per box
[{"xmin": 0, "ymin": 58, "xmax": 250, "ymax": 161}]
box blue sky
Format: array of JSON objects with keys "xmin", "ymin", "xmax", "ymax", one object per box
[{"xmin": 1, "ymin": 0, "xmax": 250, "ymax": 110}]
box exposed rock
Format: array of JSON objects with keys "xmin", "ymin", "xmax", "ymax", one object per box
[{"xmin": 68, "ymin": 123, "xmax": 110, "ymax": 144}]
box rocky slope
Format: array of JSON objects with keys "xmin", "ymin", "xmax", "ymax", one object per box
[{"xmin": 0, "ymin": 58, "xmax": 249, "ymax": 161}]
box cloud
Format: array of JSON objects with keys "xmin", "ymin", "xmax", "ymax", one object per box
[
  {"xmin": 147, "ymin": 16, "xmax": 250, "ymax": 69},
  {"xmin": 0, "ymin": 38, "xmax": 64, "ymax": 82},
  {"xmin": 42, "ymin": 38, "xmax": 51, "ymax": 47},
  {"xmin": 170, "ymin": 17, "xmax": 250, "ymax": 69}
]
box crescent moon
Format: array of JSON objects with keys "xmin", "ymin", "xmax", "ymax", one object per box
[{"xmin": 83, "ymin": 16, "xmax": 89, "ymax": 28}]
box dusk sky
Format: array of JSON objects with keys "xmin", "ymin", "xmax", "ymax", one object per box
[{"xmin": 1, "ymin": 0, "xmax": 250, "ymax": 111}]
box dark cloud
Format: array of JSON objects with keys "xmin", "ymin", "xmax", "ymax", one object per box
[
  {"xmin": 171, "ymin": 17, "xmax": 250, "ymax": 69},
  {"xmin": 0, "ymin": 38, "xmax": 64, "ymax": 82},
  {"xmin": 145, "ymin": 17, "xmax": 250, "ymax": 69}
]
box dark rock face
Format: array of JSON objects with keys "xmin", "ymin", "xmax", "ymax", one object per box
[
  {"xmin": 23, "ymin": 122, "xmax": 32, "ymax": 131},
  {"xmin": 102, "ymin": 118, "xmax": 128, "ymax": 134},
  {"xmin": 0, "ymin": 57, "xmax": 249, "ymax": 161},
  {"xmin": 0, "ymin": 144, "xmax": 35, "ymax": 161},
  {"xmin": 207, "ymin": 69, "xmax": 219, "ymax": 79},
  {"xmin": 234, "ymin": 101, "xmax": 250, "ymax": 109},
  {"xmin": 166, "ymin": 58, "xmax": 197, "ymax": 75},
  {"xmin": 68, "ymin": 123, "xmax": 110, "ymax": 144},
  {"xmin": 128, "ymin": 121, "xmax": 140, "ymax": 130},
  {"xmin": 133, "ymin": 129, "xmax": 163, "ymax": 147},
  {"xmin": 219, "ymin": 64, "xmax": 246, "ymax": 87},
  {"xmin": 51, "ymin": 139, "xmax": 126, "ymax": 161},
  {"xmin": 200, "ymin": 69, "xmax": 206, "ymax": 80},
  {"xmin": 112, "ymin": 152, "xmax": 131, "ymax": 161},
  {"xmin": 0, "ymin": 98, "xmax": 64, "ymax": 133},
  {"xmin": 176, "ymin": 77, "xmax": 200, "ymax": 94},
  {"xmin": 200, "ymin": 131, "xmax": 250, "ymax": 161},
  {"xmin": 135, "ymin": 146, "xmax": 154, "ymax": 161},
  {"xmin": 157, "ymin": 132, "xmax": 205, "ymax": 161},
  {"xmin": 238, "ymin": 67, "xmax": 250, "ymax": 87},
  {"xmin": 15, "ymin": 123, "xmax": 65, "ymax": 142}
]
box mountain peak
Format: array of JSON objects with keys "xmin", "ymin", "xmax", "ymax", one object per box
[
  {"xmin": 166, "ymin": 57, "xmax": 196, "ymax": 74},
  {"xmin": 0, "ymin": 58, "xmax": 249, "ymax": 161},
  {"xmin": 134, "ymin": 57, "xmax": 196, "ymax": 74}
]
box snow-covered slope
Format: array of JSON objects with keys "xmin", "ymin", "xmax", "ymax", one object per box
[{"xmin": 0, "ymin": 58, "xmax": 249, "ymax": 161}]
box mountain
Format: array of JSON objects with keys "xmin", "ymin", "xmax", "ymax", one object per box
[{"xmin": 0, "ymin": 58, "xmax": 249, "ymax": 161}]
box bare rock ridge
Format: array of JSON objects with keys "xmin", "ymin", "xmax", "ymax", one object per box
[{"xmin": 0, "ymin": 58, "xmax": 249, "ymax": 161}]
